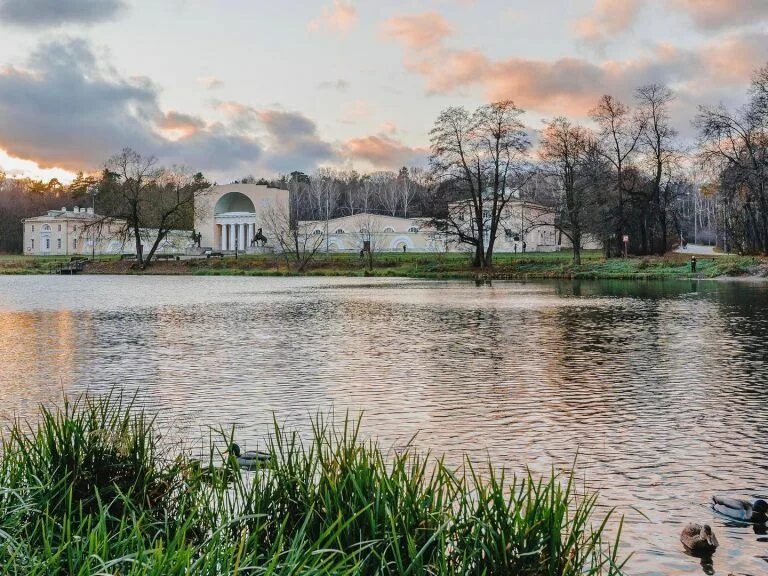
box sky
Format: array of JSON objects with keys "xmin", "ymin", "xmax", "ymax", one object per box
[{"xmin": 0, "ymin": 0, "xmax": 766, "ymax": 183}]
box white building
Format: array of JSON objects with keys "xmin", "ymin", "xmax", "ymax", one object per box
[
  {"xmin": 193, "ymin": 183, "xmax": 289, "ymax": 251},
  {"xmin": 22, "ymin": 207, "xmax": 193, "ymax": 257},
  {"xmin": 299, "ymin": 213, "xmax": 447, "ymax": 253}
]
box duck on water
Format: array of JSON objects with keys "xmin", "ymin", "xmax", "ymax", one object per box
[
  {"xmin": 712, "ymin": 496, "xmax": 768, "ymax": 523},
  {"xmin": 680, "ymin": 523, "xmax": 719, "ymax": 557},
  {"xmin": 228, "ymin": 443, "xmax": 271, "ymax": 470}
]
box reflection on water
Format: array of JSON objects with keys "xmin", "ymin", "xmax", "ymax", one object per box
[{"xmin": 1, "ymin": 275, "xmax": 767, "ymax": 576}]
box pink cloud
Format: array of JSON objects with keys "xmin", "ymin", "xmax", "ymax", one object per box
[
  {"xmin": 341, "ymin": 133, "xmax": 427, "ymax": 169},
  {"xmin": 573, "ymin": 0, "xmax": 643, "ymax": 45},
  {"xmin": 380, "ymin": 12, "xmax": 453, "ymax": 50},
  {"xmin": 384, "ymin": 10, "xmax": 768, "ymax": 117},
  {"xmin": 308, "ymin": 1, "xmax": 357, "ymax": 33}
]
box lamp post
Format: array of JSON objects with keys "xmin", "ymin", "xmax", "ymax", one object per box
[{"xmin": 90, "ymin": 184, "xmax": 97, "ymax": 261}]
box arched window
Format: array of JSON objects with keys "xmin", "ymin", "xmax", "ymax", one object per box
[
  {"xmin": 383, "ymin": 227, "xmax": 395, "ymax": 233},
  {"xmin": 334, "ymin": 228, "xmax": 345, "ymax": 234},
  {"xmin": 313, "ymin": 229, "xmax": 323, "ymax": 235},
  {"xmin": 408, "ymin": 226, "xmax": 419, "ymax": 233}
]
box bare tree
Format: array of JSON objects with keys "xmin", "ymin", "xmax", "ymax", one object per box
[
  {"xmin": 261, "ymin": 199, "xmax": 324, "ymax": 272},
  {"xmin": 430, "ymin": 100, "xmax": 530, "ymax": 267},
  {"xmin": 636, "ymin": 84, "xmax": 679, "ymax": 253},
  {"xmin": 397, "ymin": 167, "xmax": 419, "ymax": 218},
  {"xmin": 591, "ymin": 94, "xmax": 643, "ymax": 255},
  {"xmin": 100, "ymin": 148, "xmax": 208, "ymax": 268},
  {"xmin": 352, "ymin": 212, "xmax": 384, "ymax": 271},
  {"xmin": 369, "ymin": 171, "xmax": 399, "ymax": 216},
  {"xmin": 539, "ymin": 118, "xmax": 596, "ymax": 265}
]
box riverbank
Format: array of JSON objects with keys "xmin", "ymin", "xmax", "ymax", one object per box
[
  {"xmin": 2, "ymin": 250, "xmax": 767, "ymax": 280},
  {"xmin": 0, "ymin": 392, "xmax": 626, "ymax": 574}
]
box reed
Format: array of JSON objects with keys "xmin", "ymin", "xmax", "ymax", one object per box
[{"xmin": 0, "ymin": 392, "xmax": 627, "ymax": 575}]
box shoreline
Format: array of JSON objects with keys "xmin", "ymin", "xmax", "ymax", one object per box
[{"xmin": 2, "ymin": 251, "xmax": 767, "ymax": 282}]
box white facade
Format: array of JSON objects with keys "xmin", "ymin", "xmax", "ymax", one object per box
[
  {"xmin": 299, "ymin": 213, "xmax": 447, "ymax": 253},
  {"xmin": 22, "ymin": 207, "xmax": 193, "ymax": 256},
  {"xmin": 194, "ymin": 184, "xmax": 290, "ymax": 251}
]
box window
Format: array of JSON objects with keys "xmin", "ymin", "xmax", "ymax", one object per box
[
  {"xmin": 482, "ymin": 210, "xmax": 491, "ymax": 220},
  {"xmin": 408, "ymin": 226, "xmax": 419, "ymax": 233},
  {"xmin": 57, "ymin": 239, "xmax": 62, "ymax": 249},
  {"xmin": 313, "ymin": 229, "xmax": 323, "ymax": 235},
  {"xmin": 383, "ymin": 227, "xmax": 395, "ymax": 233},
  {"xmin": 458, "ymin": 213, "xmax": 465, "ymax": 222},
  {"xmin": 73, "ymin": 239, "xmax": 78, "ymax": 249},
  {"xmin": 31, "ymin": 239, "xmax": 34, "ymax": 249},
  {"xmin": 31, "ymin": 225, "xmax": 35, "ymax": 232},
  {"xmin": 45, "ymin": 239, "xmax": 50, "ymax": 250},
  {"xmin": 505, "ymin": 229, "xmax": 513, "ymax": 238},
  {"xmin": 58, "ymin": 224, "xmax": 61, "ymax": 232},
  {"xmin": 334, "ymin": 228, "xmax": 345, "ymax": 234}
]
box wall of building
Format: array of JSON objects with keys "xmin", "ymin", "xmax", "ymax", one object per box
[{"xmin": 22, "ymin": 208, "xmax": 193, "ymax": 256}]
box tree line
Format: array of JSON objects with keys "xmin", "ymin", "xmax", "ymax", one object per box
[{"xmin": 4, "ymin": 62, "xmax": 768, "ymax": 266}]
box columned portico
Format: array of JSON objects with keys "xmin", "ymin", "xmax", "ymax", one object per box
[{"xmin": 215, "ymin": 213, "xmax": 259, "ymax": 251}]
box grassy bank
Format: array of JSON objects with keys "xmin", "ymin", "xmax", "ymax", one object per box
[
  {"xmin": 0, "ymin": 251, "xmax": 768, "ymax": 280},
  {"xmin": 0, "ymin": 392, "xmax": 626, "ymax": 575},
  {"xmin": 2, "ymin": 250, "xmax": 764, "ymax": 280}
]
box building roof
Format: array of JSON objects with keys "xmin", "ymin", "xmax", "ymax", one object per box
[{"xmin": 22, "ymin": 207, "xmax": 99, "ymax": 223}]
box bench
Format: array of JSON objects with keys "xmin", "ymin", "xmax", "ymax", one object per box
[
  {"xmin": 206, "ymin": 251, "xmax": 223, "ymax": 259},
  {"xmin": 154, "ymin": 254, "xmax": 180, "ymax": 261},
  {"xmin": 120, "ymin": 254, "xmax": 137, "ymax": 261}
]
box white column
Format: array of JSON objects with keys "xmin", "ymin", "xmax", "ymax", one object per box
[
  {"xmin": 229, "ymin": 224, "xmax": 235, "ymax": 251},
  {"xmin": 244, "ymin": 223, "xmax": 251, "ymax": 249},
  {"xmin": 239, "ymin": 223, "xmax": 245, "ymax": 250},
  {"xmin": 220, "ymin": 225, "xmax": 226, "ymax": 250}
]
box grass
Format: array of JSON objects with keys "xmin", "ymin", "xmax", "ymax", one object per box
[
  {"xmin": 0, "ymin": 391, "xmax": 627, "ymax": 575},
  {"xmin": 3, "ymin": 249, "xmax": 765, "ymax": 280}
]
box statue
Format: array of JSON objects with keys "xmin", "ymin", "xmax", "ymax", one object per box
[
  {"xmin": 190, "ymin": 230, "xmax": 202, "ymax": 248},
  {"xmin": 251, "ymin": 227, "xmax": 267, "ymax": 247}
]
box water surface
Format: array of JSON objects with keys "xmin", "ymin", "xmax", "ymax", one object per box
[{"xmin": 1, "ymin": 275, "xmax": 767, "ymax": 575}]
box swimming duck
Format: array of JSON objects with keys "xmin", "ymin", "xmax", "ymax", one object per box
[
  {"xmin": 680, "ymin": 523, "xmax": 719, "ymax": 557},
  {"xmin": 228, "ymin": 443, "xmax": 271, "ymax": 470},
  {"xmin": 712, "ymin": 496, "xmax": 768, "ymax": 523}
]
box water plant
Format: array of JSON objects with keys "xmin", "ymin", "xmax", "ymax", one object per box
[{"xmin": 0, "ymin": 392, "xmax": 627, "ymax": 575}]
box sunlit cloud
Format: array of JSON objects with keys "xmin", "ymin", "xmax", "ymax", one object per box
[
  {"xmin": 307, "ymin": 0, "xmax": 357, "ymax": 33},
  {"xmin": 341, "ymin": 133, "xmax": 427, "ymax": 170}
]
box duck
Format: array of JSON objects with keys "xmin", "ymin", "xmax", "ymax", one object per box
[
  {"xmin": 680, "ymin": 523, "xmax": 719, "ymax": 557},
  {"xmin": 712, "ymin": 496, "xmax": 768, "ymax": 523},
  {"xmin": 228, "ymin": 443, "xmax": 271, "ymax": 470}
]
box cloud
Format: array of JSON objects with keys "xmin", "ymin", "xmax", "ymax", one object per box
[
  {"xmin": 158, "ymin": 111, "xmax": 206, "ymax": 138},
  {"xmin": 380, "ymin": 12, "xmax": 453, "ymax": 51},
  {"xmin": 307, "ymin": 0, "xmax": 357, "ymax": 33},
  {"xmin": 258, "ymin": 110, "xmax": 336, "ymax": 173},
  {"xmin": 0, "ymin": 38, "xmax": 262, "ymax": 174},
  {"xmin": 318, "ymin": 78, "xmax": 349, "ymax": 91},
  {"xmin": 572, "ymin": 0, "xmax": 768, "ymax": 45},
  {"xmin": 341, "ymin": 133, "xmax": 427, "ymax": 169},
  {"xmin": 572, "ymin": 0, "xmax": 643, "ymax": 45},
  {"xmin": 0, "ymin": 0, "xmax": 126, "ymax": 27},
  {"xmin": 384, "ymin": 11, "xmax": 768, "ymax": 117},
  {"xmin": 668, "ymin": 0, "xmax": 768, "ymax": 31},
  {"xmin": 198, "ymin": 76, "xmax": 223, "ymax": 89}
]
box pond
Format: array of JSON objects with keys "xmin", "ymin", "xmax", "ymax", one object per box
[{"xmin": 0, "ymin": 275, "xmax": 767, "ymax": 575}]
